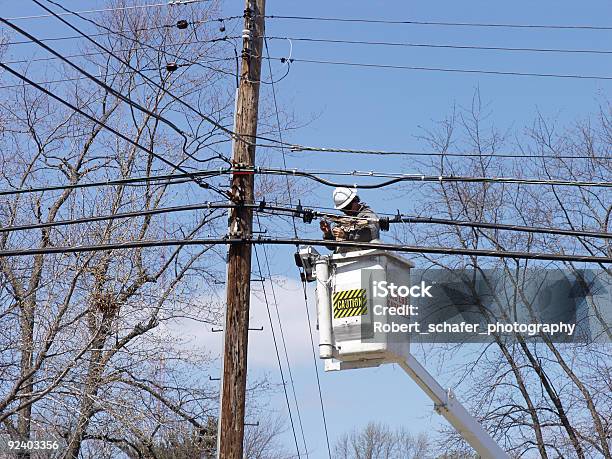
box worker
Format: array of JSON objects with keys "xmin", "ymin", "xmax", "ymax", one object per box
[{"xmin": 320, "ymin": 187, "xmax": 380, "ymax": 251}]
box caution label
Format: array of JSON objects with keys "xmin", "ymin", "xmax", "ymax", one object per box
[{"xmin": 333, "ymin": 289, "xmax": 367, "ymax": 318}]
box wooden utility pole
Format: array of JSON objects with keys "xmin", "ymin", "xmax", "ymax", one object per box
[{"xmin": 217, "ymin": 1, "xmax": 265, "ymax": 458}]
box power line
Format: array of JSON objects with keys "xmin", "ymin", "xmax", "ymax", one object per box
[
  {"xmin": 237, "ymin": 167, "xmax": 612, "ymax": 189},
  {"xmin": 32, "ymin": 0, "xmax": 286, "ymax": 149},
  {"xmin": 2, "ymin": 38, "xmax": 234, "ymax": 66},
  {"xmin": 287, "ymin": 144, "xmax": 610, "ymax": 161},
  {"xmin": 1, "ymin": 15, "xmax": 198, "ymax": 148},
  {"xmin": 267, "ymin": 56, "xmax": 612, "ymax": 82},
  {"xmin": 298, "ymin": 265, "xmax": 332, "ymax": 459},
  {"xmin": 391, "ymin": 215, "xmax": 612, "ymax": 240},
  {"xmin": 262, "ymin": 38, "xmax": 316, "ymax": 456},
  {"xmin": 256, "ymin": 217, "xmax": 308, "ymax": 457},
  {"xmin": 0, "ymin": 61, "xmax": 227, "ymax": 197},
  {"xmin": 256, "ymin": 203, "xmax": 612, "ymax": 240},
  {"xmin": 3, "ymin": 18, "xmax": 240, "ymax": 46},
  {"xmin": 35, "ymin": 0, "xmax": 240, "ymax": 83},
  {"xmin": 4, "ymin": 29, "xmax": 145, "ymax": 47},
  {"xmin": 252, "ymin": 245, "xmax": 302, "ymax": 458},
  {"xmin": 0, "ymin": 58, "xmax": 235, "ymax": 91},
  {"xmin": 0, "ymin": 201, "xmax": 231, "ymax": 234},
  {"xmin": 266, "ymin": 35, "xmax": 612, "ymax": 56},
  {"xmin": 258, "ymin": 40, "xmax": 311, "ymax": 448},
  {"xmin": 8, "ymin": 165, "xmax": 602, "ymax": 202},
  {"xmin": 0, "ymin": 169, "xmax": 223, "ymax": 197},
  {"xmin": 264, "ymin": 15, "xmax": 612, "ymax": 31},
  {"xmin": 6, "ymin": 1, "xmax": 208, "ymax": 21},
  {"xmin": 1, "ymin": 198, "xmax": 607, "ymax": 242},
  {"xmin": 0, "ymin": 237, "xmax": 610, "ymax": 263}
]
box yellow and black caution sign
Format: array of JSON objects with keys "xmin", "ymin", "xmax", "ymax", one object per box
[{"xmin": 333, "ymin": 288, "xmax": 367, "ymax": 319}]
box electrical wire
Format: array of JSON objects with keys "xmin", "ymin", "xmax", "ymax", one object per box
[
  {"xmin": 0, "ymin": 237, "xmax": 609, "ymax": 263},
  {"xmin": 3, "ymin": 17, "xmax": 241, "ymax": 46},
  {"xmin": 0, "ymin": 169, "xmax": 223, "ymax": 197},
  {"xmin": 0, "ymin": 15, "xmax": 198, "ymax": 152},
  {"xmin": 235, "ymin": 167, "xmax": 612, "ymax": 189},
  {"xmin": 255, "ymin": 217, "xmax": 308, "ymax": 457},
  {"xmin": 252, "ymin": 245, "xmax": 302, "ymax": 458},
  {"xmin": 10, "ymin": 164, "xmax": 601, "ymax": 201},
  {"xmin": 34, "ymin": 0, "xmax": 287, "ymax": 149},
  {"xmin": 6, "ymin": 1, "xmax": 208, "ymax": 21},
  {"xmin": 0, "ymin": 58, "xmax": 235, "ymax": 91},
  {"xmin": 267, "ymin": 56, "xmax": 612, "ymax": 82},
  {"xmin": 256, "ymin": 203, "xmax": 612, "ymax": 240},
  {"xmin": 287, "ymin": 144, "xmax": 610, "ymax": 161},
  {"xmin": 392, "ymin": 216, "xmax": 612, "ymax": 240},
  {"xmin": 265, "ymin": 35, "xmax": 612, "ymax": 56},
  {"xmin": 298, "ymin": 263, "xmax": 332, "ymax": 459},
  {"xmin": 0, "ymin": 199, "xmax": 608, "ymax": 241},
  {"xmin": 2, "ymin": 37, "xmax": 236, "ymax": 66},
  {"xmin": 35, "ymin": 0, "xmax": 240, "ymax": 84},
  {"xmin": 257, "ymin": 37, "xmax": 310, "ymax": 456},
  {"xmin": 0, "ymin": 61, "xmax": 227, "ymax": 197},
  {"xmin": 0, "ymin": 201, "xmax": 232, "ymax": 234},
  {"xmin": 263, "ymin": 15, "xmax": 612, "ymax": 31},
  {"xmin": 2, "ymin": 14, "xmax": 234, "ymax": 180}
]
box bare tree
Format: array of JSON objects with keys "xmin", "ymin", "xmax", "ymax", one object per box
[
  {"xmin": 0, "ymin": 2, "xmax": 289, "ymax": 458},
  {"xmin": 333, "ymin": 422, "xmax": 433, "ymax": 459},
  {"xmin": 398, "ymin": 91, "xmax": 611, "ymax": 458}
]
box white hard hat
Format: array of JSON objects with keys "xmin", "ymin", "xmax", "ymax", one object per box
[{"xmin": 333, "ymin": 187, "xmax": 357, "ymax": 210}]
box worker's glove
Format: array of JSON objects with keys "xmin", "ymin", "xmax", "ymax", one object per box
[
  {"xmin": 320, "ymin": 220, "xmax": 332, "ymax": 236},
  {"xmin": 332, "ymin": 227, "xmax": 347, "ymax": 241}
]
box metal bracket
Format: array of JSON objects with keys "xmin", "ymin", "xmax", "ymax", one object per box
[{"xmin": 212, "ymin": 326, "xmax": 263, "ymax": 332}]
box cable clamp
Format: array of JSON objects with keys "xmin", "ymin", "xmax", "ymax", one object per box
[
  {"xmin": 379, "ymin": 217, "xmax": 390, "ymax": 231},
  {"xmin": 302, "ymin": 209, "xmax": 314, "ymax": 224}
]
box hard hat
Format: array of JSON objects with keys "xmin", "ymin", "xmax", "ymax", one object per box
[{"xmin": 333, "ymin": 187, "xmax": 357, "ymax": 210}]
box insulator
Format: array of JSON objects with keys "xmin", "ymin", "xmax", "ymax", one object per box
[
  {"xmin": 294, "ymin": 252, "xmax": 304, "ymax": 268},
  {"xmin": 302, "ymin": 209, "xmax": 314, "ymax": 224},
  {"xmin": 379, "ymin": 217, "xmax": 390, "ymax": 231}
]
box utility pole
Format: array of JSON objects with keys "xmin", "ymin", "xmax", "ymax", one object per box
[{"xmin": 217, "ymin": 1, "xmax": 265, "ymax": 458}]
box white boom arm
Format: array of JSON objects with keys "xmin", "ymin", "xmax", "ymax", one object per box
[{"xmin": 396, "ymin": 354, "xmax": 509, "ymax": 458}]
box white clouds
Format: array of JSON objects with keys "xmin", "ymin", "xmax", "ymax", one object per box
[{"xmin": 170, "ymin": 276, "xmax": 318, "ymax": 370}]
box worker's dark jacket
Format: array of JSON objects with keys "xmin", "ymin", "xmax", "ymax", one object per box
[{"xmin": 324, "ymin": 203, "xmax": 380, "ymax": 252}]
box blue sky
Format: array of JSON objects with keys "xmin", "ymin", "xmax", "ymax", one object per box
[
  {"xmin": 2, "ymin": 0, "xmax": 612, "ymax": 457},
  {"xmin": 248, "ymin": 2, "xmax": 612, "ymax": 455}
]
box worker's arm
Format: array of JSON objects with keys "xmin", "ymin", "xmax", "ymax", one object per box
[
  {"xmin": 346, "ymin": 209, "xmax": 380, "ymax": 242},
  {"xmin": 321, "ymin": 220, "xmax": 337, "ymax": 251},
  {"xmin": 346, "ymin": 225, "xmax": 375, "ymax": 242}
]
